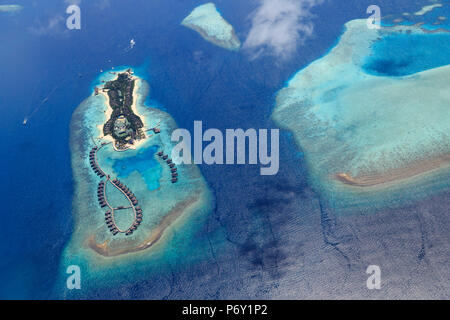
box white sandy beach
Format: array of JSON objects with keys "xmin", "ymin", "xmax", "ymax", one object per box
[{"xmin": 95, "ymin": 72, "xmax": 149, "ymax": 151}]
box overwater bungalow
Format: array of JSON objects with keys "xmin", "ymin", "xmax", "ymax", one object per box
[
  {"xmin": 157, "ymin": 151, "xmax": 163, "ymax": 156},
  {"xmin": 171, "ymin": 168, "xmax": 177, "ymax": 173},
  {"xmin": 162, "ymin": 155, "xmax": 168, "ymax": 160},
  {"xmin": 169, "ymin": 163, "xmax": 175, "ymax": 168},
  {"xmin": 153, "ymin": 127, "xmax": 161, "ymax": 134},
  {"xmin": 172, "ymin": 172, "xmax": 178, "ymax": 177},
  {"xmin": 171, "ymin": 178, "xmax": 178, "ymax": 183},
  {"xmin": 167, "ymin": 159, "xmax": 172, "ymax": 164}
]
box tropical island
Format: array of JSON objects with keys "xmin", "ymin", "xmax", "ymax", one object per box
[
  {"xmin": 60, "ymin": 67, "xmax": 213, "ymax": 291},
  {"xmin": 181, "ymin": 2, "xmax": 241, "ymax": 51},
  {"xmin": 97, "ymin": 69, "xmax": 146, "ymax": 151}
]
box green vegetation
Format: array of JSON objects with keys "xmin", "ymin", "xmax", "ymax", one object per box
[{"xmin": 102, "ymin": 70, "xmax": 145, "ymax": 149}]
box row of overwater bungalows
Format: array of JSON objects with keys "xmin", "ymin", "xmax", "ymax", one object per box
[
  {"xmin": 110, "ymin": 178, "xmax": 143, "ymax": 236},
  {"xmin": 104, "ymin": 211, "xmax": 119, "ymax": 235},
  {"xmin": 112, "ymin": 178, "xmax": 139, "ymax": 206},
  {"xmin": 97, "ymin": 181, "xmax": 107, "ymax": 208},
  {"xmin": 125, "ymin": 206, "xmax": 143, "ymax": 236},
  {"xmin": 157, "ymin": 151, "xmax": 178, "ymax": 183},
  {"xmin": 89, "ymin": 146, "xmax": 105, "ymax": 178}
]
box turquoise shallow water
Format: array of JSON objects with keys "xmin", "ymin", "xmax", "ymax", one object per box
[
  {"xmin": 1, "ymin": 0, "xmax": 447, "ymax": 300},
  {"xmin": 110, "ymin": 145, "xmax": 162, "ymax": 190},
  {"xmin": 363, "ymin": 33, "xmax": 450, "ymax": 76},
  {"xmin": 272, "ymin": 20, "xmax": 450, "ymax": 210},
  {"xmin": 58, "ymin": 66, "xmax": 215, "ymax": 297}
]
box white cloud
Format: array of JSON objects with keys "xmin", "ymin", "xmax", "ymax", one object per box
[
  {"xmin": 243, "ymin": 0, "xmax": 324, "ymax": 59},
  {"xmin": 29, "ymin": 15, "xmax": 65, "ymax": 36}
]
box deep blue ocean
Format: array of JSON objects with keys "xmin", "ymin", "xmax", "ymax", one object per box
[{"xmin": 0, "ymin": 0, "xmax": 446, "ymax": 299}]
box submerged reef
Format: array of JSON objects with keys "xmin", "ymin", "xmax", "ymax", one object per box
[
  {"xmin": 181, "ymin": 2, "xmax": 241, "ymax": 51},
  {"xmin": 0, "ymin": 4, "xmax": 22, "ymax": 12},
  {"xmin": 272, "ymin": 20, "xmax": 450, "ymax": 210},
  {"xmin": 414, "ymin": 3, "xmax": 443, "ymax": 16}
]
